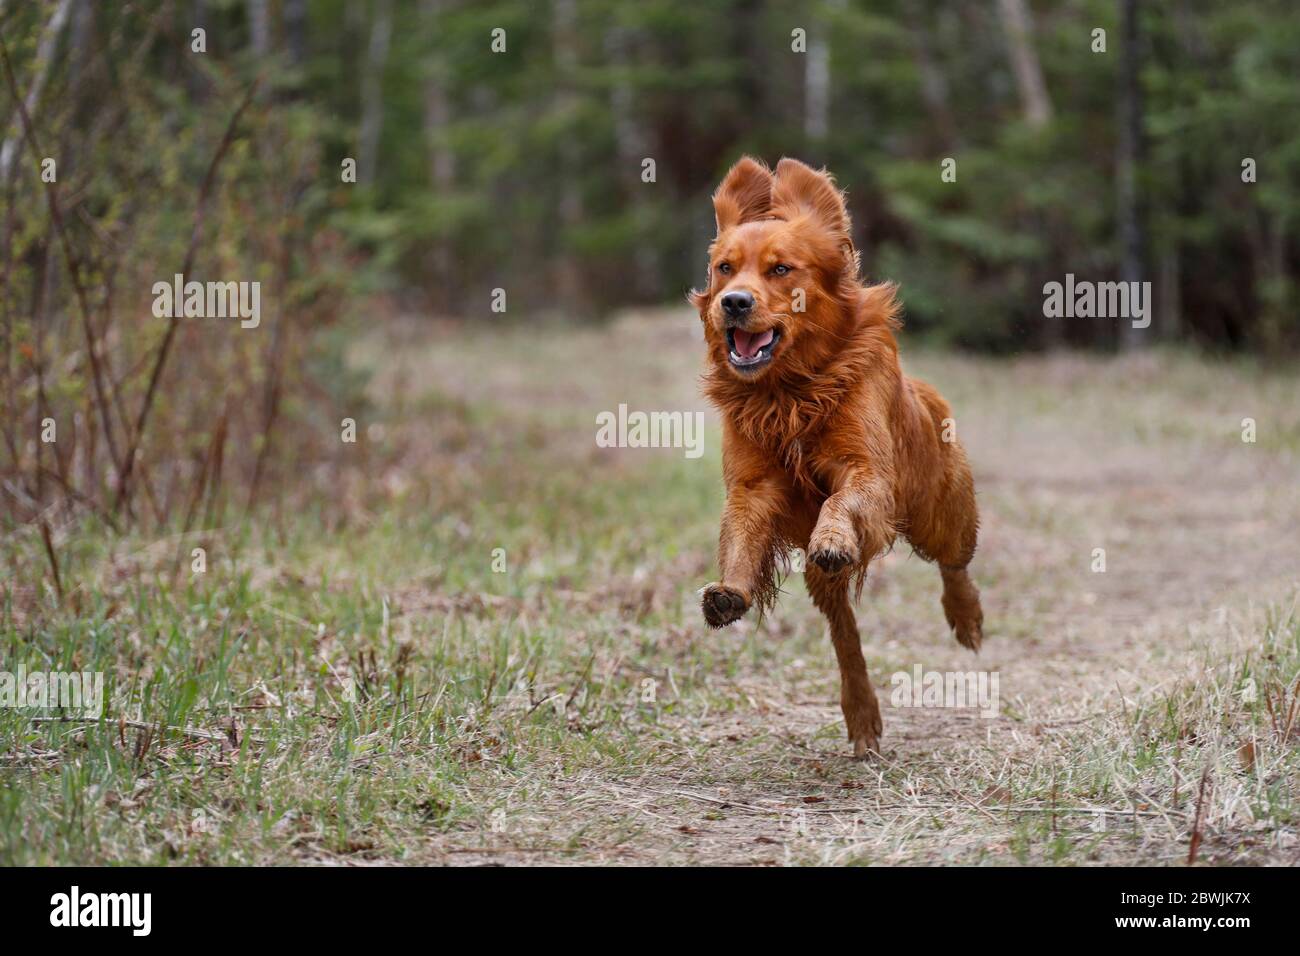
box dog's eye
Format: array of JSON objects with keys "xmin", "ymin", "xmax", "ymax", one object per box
[
  {"xmin": 772, "ymin": 263, "xmax": 791, "ymax": 276},
  {"xmin": 716, "ymin": 262, "xmax": 731, "ymax": 275}
]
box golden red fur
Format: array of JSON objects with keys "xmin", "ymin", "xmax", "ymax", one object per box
[{"xmin": 691, "ymin": 156, "xmax": 984, "ymax": 758}]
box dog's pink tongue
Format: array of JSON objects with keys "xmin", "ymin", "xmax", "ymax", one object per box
[{"xmin": 733, "ymin": 328, "xmax": 774, "ymax": 358}]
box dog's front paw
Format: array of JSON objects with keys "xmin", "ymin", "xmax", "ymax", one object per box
[
  {"xmin": 808, "ymin": 525, "xmax": 859, "ymax": 574},
  {"xmin": 846, "ymin": 691, "xmax": 883, "ymax": 760},
  {"xmin": 701, "ymin": 583, "xmax": 749, "ymax": 628},
  {"xmin": 852, "ymin": 730, "xmax": 882, "ymax": 761}
]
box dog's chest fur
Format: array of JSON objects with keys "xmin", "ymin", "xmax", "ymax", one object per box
[{"xmin": 722, "ymin": 389, "xmax": 839, "ymax": 495}]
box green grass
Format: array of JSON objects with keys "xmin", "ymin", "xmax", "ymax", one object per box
[{"xmin": 3, "ymin": 313, "xmax": 1299, "ymax": 864}]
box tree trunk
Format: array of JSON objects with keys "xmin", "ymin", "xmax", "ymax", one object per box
[
  {"xmin": 906, "ymin": 0, "xmax": 957, "ymax": 152},
  {"xmin": 996, "ymin": 0, "xmax": 1052, "ymax": 128},
  {"xmin": 422, "ymin": 0, "xmax": 455, "ymax": 309},
  {"xmin": 0, "ymin": 0, "xmax": 74, "ymax": 185},
  {"xmin": 1158, "ymin": 249, "xmax": 1180, "ymax": 343},
  {"xmin": 1116, "ymin": 0, "xmax": 1147, "ymax": 350},
  {"xmin": 284, "ymin": 0, "xmax": 308, "ymax": 65},
  {"xmin": 359, "ymin": 0, "xmax": 393, "ymax": 188},
  {"xmin": 804, "ymin": 19, "xmax": 830, "ymax": 148},
  {"xmin": 605, "ymin": 24, "xmax": 659, "ymax": 301},
  {"xmin": 247, "ymin": 0, "xmax": 271, "ymax": 57},
  {"xmin": 67, "ymin": 0, "xmax": 93, "ymax": 92},
  {"xmin": 552, "ymin": 0, "xmax": 584, "ymax": 311}
]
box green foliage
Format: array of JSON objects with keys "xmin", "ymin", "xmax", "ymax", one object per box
[
  {"xmin": 317, "ymin": 0, "xmax": 1298, "ymax": 350},
  {"xmin": 7, "ymin": 1, "xmax": 1294, "ymax": 350},
  {"xmin": 0, "ymin": 1, "xmax": 364, "ymax": 528}
]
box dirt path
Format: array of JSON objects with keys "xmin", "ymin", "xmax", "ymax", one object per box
[{"xmin": 393, "ymin": 312, "xmax": 1300, "ymax": 865}]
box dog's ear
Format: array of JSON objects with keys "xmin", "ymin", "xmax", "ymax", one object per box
[
  {"xmin": 771, "ymin": 158, "xmax": 855, "ymax": 265},
  {"xmin": 712, "ymin": 156, "xmax": 773, "ymax": 232}
]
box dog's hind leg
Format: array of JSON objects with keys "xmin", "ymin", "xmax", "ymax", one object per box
[
  {"xmin": 905, "ymin": 504, "xmax": 984, "ymax": 651},
  {"xmin": 905, "ymin": 379, "xmax": 985, "ymax": 652},
  {"xmin": 932, "ymin": 474, "xmax": 984, "ymax": 653},
  {"xmin": 805, "ymin": 564, "xmax": 882, "ymax": 758},
  {"xmin": 940, "ymin": 564, "xmax": 983, "ymax": 652}
]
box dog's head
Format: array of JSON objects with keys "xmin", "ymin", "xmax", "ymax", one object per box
[{"xmin": 691, "ymin": 156, "xmax": 862, "ymax": 382}]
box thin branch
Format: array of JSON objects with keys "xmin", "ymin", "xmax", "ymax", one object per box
[
  {"xmin": 1187, "ymin": 765, "xmax": 1212, "ymax": 864},
  {"xmin": 0, "ymin": 33, "xmax": 125, "ymax": 481},
  {"xmin": 38, "ymin": 517, "xmax": 63, "ymax": 600},
  {"xmin": 0, "ymin": 0, "xmax": 73, "ymax": 184},
  {"xmin": 113, "ymin": 77, "xmax": 260, "ymax": 516}
]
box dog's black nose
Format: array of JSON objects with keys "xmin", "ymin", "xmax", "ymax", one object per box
[{"xmin": 721, "ymin": 289, "xmax": 754, "ymax": 319}]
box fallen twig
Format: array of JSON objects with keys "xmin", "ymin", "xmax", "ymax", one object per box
[
  {"xmin": 30, "ymin": 715, "xmax": 266, "ymax": 745},
  {"xmin": 1187, "ymin": 764, "xmax": 1212, "ymax": 864}
]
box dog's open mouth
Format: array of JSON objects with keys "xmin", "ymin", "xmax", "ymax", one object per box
[{"xmin": 727, "ymin": 327, "xmax": 780, "ymax": 371}]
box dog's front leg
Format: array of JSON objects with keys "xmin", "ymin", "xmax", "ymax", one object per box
[
  {"xmin": 702, "ymin": 430, "xmax": 788, "ymax": 627},
  {"xmin": 808, "ymin": 463, "xmax": 895, "ymax": 575}
]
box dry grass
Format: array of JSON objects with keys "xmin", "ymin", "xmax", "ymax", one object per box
[{"xmin": 2, "ymin": 309, "xmax": 1298, "ymax": 865}]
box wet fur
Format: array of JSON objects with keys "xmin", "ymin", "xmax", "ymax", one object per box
[{"xmin": 692, "ymin": 156, "xmax": 984, "ymax": 758}]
